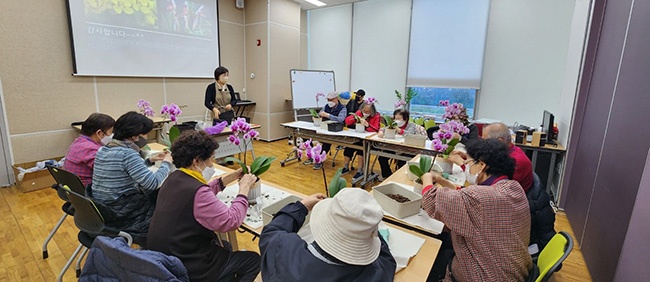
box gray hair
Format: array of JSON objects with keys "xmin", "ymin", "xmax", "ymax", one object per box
[
  {"xmin": 360, "ymin": 102, "xmax": 377, "ymax": 116},
  {"xmin": 485, "ymin": 123, "xmax": 512, "ymax": 144}
]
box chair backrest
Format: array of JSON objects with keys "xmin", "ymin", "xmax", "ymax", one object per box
[
  {"xmin": 536, "ymin": 231, "xmax": 573, "ymax": 282},
  {"xmin": 46, "ymin": 165, "xmax": 86, "ymax": 195},
  {"xmin": 413, "ymin": 117, "xmax": 424, "ymax": 126},
  {"xmin": 64, "ymin": 188, "xmax": 107, "ymax": 235},
  {"xmin": 424, "ymin": 119, "xmax": 437, "ymax": 130}
]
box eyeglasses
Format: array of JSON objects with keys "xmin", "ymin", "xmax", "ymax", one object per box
[{"xmin": 463, "ymin": 159, "xmax": 476, "ymax": 166}]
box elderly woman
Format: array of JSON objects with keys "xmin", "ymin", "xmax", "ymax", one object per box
[
  {"xmin": 342, "ymin": 100, "xmax": 380, "ymax": 182},
  {"xmin": 420, "ymin": 139, "xmax": 532, "ymax": 281},
  {"xmin": 376, "ymin": 109, "xmax": 427, "ymax": 181},
  {"xmin": 147, "ymin": 130, "xmax": 260, "ymax": 282},
  {"xmin": 91, "ymin": 111, "xmax": 173, "ymax": 243}
]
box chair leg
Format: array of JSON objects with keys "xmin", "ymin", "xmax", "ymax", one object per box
[
  {"xmin": 57, "ymin": 243, "xmax": 83, "ymax": 282},
  {"xmin": 75, "ymin": 247, "xmax": 89, "ymax": 278},
  {"xmin": 42, "ymin": 213, "xmax": 68, "ymax": 259}
]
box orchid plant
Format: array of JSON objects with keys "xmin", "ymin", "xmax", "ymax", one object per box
[
  {"xmin": 224, "ymin": 118, "xmax": 276, "ymax": 177},
  {"xmin": 394, "ymin": 89, "xmax": 417, "ymax": 109},
  {"xmin": 160, "ymin": 103, "xmax": 183, "ymax": 123},
  {"xmin": 310, "ymin": 92, "xmax": 326, "ymax": 118},
  {"xmin": 137, "ymin": 100, "xmax": 155, "ymax": 117},
  {"xmin": 382, "ymin": 115, "xmax": 398, "ymax": 130},
  {"xmin": 432, "ymin": 100, "xmax": 470, "ymax": 158},
  {"xmin": 295, "ymin": 138, "xmax": 329, "ymax": 195}
]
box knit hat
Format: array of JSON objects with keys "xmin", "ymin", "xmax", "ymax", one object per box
[
  {"xmin": 326, "ymin": 91, "xmax": 339, "ymax": 99},
  {"xmin": 338, "ymin": 91, "xmax": 351, "ymax": 106},
  {"xmin": 309, "ymin": 188, "xmax": 383, "ymax": 265}
]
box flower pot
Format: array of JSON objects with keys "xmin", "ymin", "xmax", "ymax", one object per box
[
  {"xmin": 248, "ymin": 180, "xmax": 262, "ymax": 204},
  {"xmin": 355, "ymin": 123, "xmax": 365, "ymax": 133},
  {"xmin": 312, "ymin": 117, "xmax": 322, "ymax": 127},
  {"xmin": 384, "ymin": 128, "xmax": 397, "ymax": 139},
  {"xmin": 413, "ymin": 179, "xmax": 424, "ymax": 195},
  {"xmin": 435, "ymin": 156, "xmax": 453, "ymax": 174}
]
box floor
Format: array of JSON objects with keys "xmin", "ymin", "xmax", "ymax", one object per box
[{"xmin": 0, "ymin": 139, "xmax": 591, "ymax": 281}]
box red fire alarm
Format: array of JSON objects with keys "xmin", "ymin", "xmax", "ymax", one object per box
[{"xmin": 256, "ymin": 39, "xmax": 261, "ymax": 46}]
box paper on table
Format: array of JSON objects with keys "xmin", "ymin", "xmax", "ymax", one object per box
[
  {"xmin": 216, "ymin": 183, "xmax": 293, "ymax": 229},
  {"xmin": 298, "ymin": 222, "xmax": 425, "ymax": 273},
  {"xmin": 379, "ymin": 182, "xmax": 445, "ymax": 234}
]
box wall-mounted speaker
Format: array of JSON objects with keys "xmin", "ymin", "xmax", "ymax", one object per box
[{"xmin": 236, "ymin": 0, "xmax": 244, "ymax": 9}]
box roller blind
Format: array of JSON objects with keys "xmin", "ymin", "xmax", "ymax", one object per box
[{"xmin": 407, "ymin": 0, "xmax": 490, "ymax": 88}]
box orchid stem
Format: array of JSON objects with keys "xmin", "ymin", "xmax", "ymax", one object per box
[{"xmin": 321, "ymin": 166, "xmax": 328, "ymax": 197}]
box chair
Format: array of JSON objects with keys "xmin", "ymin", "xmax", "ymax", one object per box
[
  {"xmin": 532, "ymin": 231, "xmax": 574, "ymax": 282},
  {"xmin": 42, "ymin": 166, "xmax": 88, "ymax": 259},
  {"xmin": 424, "ymin": 119, "xmax": 437, "ymax": 130},
  {"xmin": 57, "ymin": 187, "xmax": 132, "ymax": 282},
  {"xmin": 413, "ymin": 117, "xmax": 424, "ymax": 126}
]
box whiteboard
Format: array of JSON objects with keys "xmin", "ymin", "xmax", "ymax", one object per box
[{"xmin": 290, "ymin": 69, "xmax": 336, "ymax": 110}]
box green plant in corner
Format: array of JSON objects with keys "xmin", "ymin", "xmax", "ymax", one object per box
[
  {"xmin": 408, "ymin": 155, "xmax": 433, "ymax": 184},
  {"xmin": 328, "ymin": 168, "xmax": 347, "ymax": 197},
  {"xmin": 394, "ymin": 88, "xmax": 418, "ymax": 108}
]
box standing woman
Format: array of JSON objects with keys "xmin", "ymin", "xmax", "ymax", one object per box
[{"xmin": 205, "ymin": 66, "xmax": 237, "ymax": 125}]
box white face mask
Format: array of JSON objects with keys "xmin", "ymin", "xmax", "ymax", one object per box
[
  {"xmin": 200, "ymin": 161, "xmax": 216, "ymax": 182},
  {"xmin": 100, "ymin": 133, "xmax": 113, "ymax": 145},
  {"xmin": 395, "ymin": 120, "xmax": 406, "ymax": 127},
  {"xmin": 464, "ymin": 162, "xmax": 479, "ymax": 185},
  {"xmin": 363, "ymin": 113, "xmax": 370, "ymax": 118},
  {"xmin": 327, "ymin": 101, "xmax": 336, "ymax": 108}
]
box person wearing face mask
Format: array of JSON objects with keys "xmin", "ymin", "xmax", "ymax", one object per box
[
  {"xmin": 346, "ymin": 89, "xmax": 366, "ymax": 115},
  {"xmin": 205, "ymin": 66, "xmax": 237, "ymax": 125},
  {"xmin": 419, "ymin": 139, "xmax": 532, "ymax": 282},
  {"xmin": 64, "ymin": 113, "xmax": 115, "ymax": 187},
  {"xmin": 342, "ymin": 100, "xmax": 380, "ymax": 181},
  {"xmin": 306, "ymin": 92, "xmax": 348, "ymax": 169},
  {"xmin": 91, "ymin": 111, "xmax": 174, "ymax": 245},
  {"xmin": 376, "ymin": 109, "xmax": 427, "ymax": 181},
  {"xmin": 148, "ymin": 130, "xmax": 260, "ymax": 282}
]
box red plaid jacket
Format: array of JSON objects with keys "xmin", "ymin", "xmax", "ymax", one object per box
[
  {"xmin": 63, "ymin": 135, "xmax": 101, "ymax": 187},
  {"xmin": 422, "ymin": 179, "xmax": 532, "ymax": 281}
]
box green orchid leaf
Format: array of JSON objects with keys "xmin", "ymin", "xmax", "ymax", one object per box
[
  {"xmin": 309, "ymin": 109, "xmax": 320, "ymax": 118},
  {"xmin": 409, "ymin": 165, "xmax": 424, "ymax": 178},
  {"xmin": 224, "ymin": 157, "xmax": 248, "ymax": 174},
  {"xmin": 250, "ymin": 156, "xmax": 276, "ymax": 176},
  {"xmin": 169, "ymin": 126, "xmax": 181, "ymax": 144},
  {"xmin": 421, "ymin": 155, "xmax": 433, "ymax": 173}
]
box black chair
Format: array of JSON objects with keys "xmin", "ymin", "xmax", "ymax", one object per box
[
  {"xmin": 57, "ymin": 187, "xmax": 132, "ymax": 282},
  {"xmin": 42, "ymin": 166, "xmax": 88, "ymax": 259}
]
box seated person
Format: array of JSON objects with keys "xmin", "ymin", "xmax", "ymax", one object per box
[
  {"xmin": 426, "ymin": 106, "xmax": 479, "ymax": 146},
  {"xmin": 342, "ymin": 100, "xmax": 380, "ymax": 182},
  {"xmin": 64, "ymin": 113, "xmax": 115, "ymax": 187},
  {"xmin": 346, "ymin": 89, "xmax": 365, "ymax": 115},
  {"xmin": 306, "ymin": 91, "xmax": 347, "ymax": 169},
  {"xmin": 448, "ymin": 122, "xmax": 533, "ymax": 193},
  {"xmin": 377, "ymin": 109, "xmax": 427, "ymax": 181},
  {"xmin": 259, "ymin": 189, "xmax": 396, "ymax": 281},
  {"xmin": 420, "ymin": 139, "xmax": 532, "ymax": 281},
  {"xmin": 91, "ymin": 111, "xmax": 173, "ymax": 242},
  {"xmin": 148, "ymin": 131, "xmax": 260, "ymax": 282}
]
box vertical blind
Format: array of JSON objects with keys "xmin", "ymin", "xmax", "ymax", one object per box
[{"xmin": 407, "ymin": 0, "xmax": 490, "ymax": 89}]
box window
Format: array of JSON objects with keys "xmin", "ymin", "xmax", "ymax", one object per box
[{"xmin": 408, "ymin": 87, "xmax": 478, "ymax": 119}]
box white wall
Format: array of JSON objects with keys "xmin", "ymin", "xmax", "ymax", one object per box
[
  {"xmin": 308, "ymin": 4, "xmax": 353, "ymax": 91},
  {"xmin": 558, "ymin": 0, "xmax": 592, "ymax": 147},
  {"xmin": 478, "ymin": 0, "xmax": 576, "ymax": 131},
  {"xmin": 350, "ymin": 0, "xmax": 411, "ymax": 112}
]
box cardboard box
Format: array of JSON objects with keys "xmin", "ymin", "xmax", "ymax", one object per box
[
  {"xmin": 373, "ymin": 183, "xmax": 422, "ymax": 219},
  {"xmin": 12, "ymin": 160, "xmax": 57, "ymax": 193}
]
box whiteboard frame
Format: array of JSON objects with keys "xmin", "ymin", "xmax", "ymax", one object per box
[{"xmin": 289, "ymin": 69, "xmax": 336, "ymax": 110}]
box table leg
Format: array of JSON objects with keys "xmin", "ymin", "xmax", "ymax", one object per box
[
  {"xmin": 547, "ymin": 152, "xmax": 557, "ymax": 198},
  {"xmin": 531, "ymin": 150, "xmax": 538, "ymax": 172},
  {"xmin": 227, "ymin": 230, "xmax": 239, "ymax": 250},
  {"xmin": 363, "ymin": 141, "xmax": 371, "ymax": 182}
]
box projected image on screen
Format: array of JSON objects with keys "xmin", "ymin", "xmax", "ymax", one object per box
[{"xmin": 68, "ymin": 0, "xmax": 220, "ymax": 77}]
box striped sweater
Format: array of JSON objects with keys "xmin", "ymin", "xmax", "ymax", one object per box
[{"xmin": 92, "ymin": 144, "xmax": 171, "ymax": 202}]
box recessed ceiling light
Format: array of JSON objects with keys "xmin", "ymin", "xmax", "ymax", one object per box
[{"xmin": 305, "ymin": 0, "xmax": 326, "ymax": 7}]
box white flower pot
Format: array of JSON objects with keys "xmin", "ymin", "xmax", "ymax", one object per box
[
  {"xmin": 384, "ymin": 128, "xmax": 397, "ymax": 139},
  {"xmin": 248, "ymin": 180, "xmax": 262, "ymax": 204},
  {"xmin": 312, "ymin": 117, "xmax": 322, "ymax": 127},
  {"xmin": 355, "ymin": 123, "xmax": 365, "ymax": 133},
  {"xmin": 413, "ymin": 180, "xmax": 423, "ymax": 195},
  {"xmin": 435, "ymin": 156, "xmax": 453, "ymax": 174}
]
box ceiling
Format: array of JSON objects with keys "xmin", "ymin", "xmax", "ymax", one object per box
[{"xmin": 293, "ymin": 0, "xmax": 367, "ymax": 10}]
